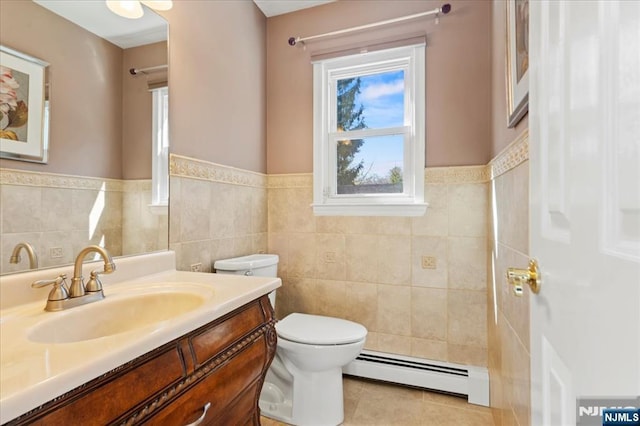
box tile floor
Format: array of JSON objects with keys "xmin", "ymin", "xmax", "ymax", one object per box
[{"xmin": 260, "ymin": 377, "xmax": 495, "ymax": 426}]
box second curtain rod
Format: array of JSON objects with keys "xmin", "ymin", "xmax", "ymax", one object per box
[{"xmin": 288, "ymin": 3, "xmax": 452, "ymax": 47}]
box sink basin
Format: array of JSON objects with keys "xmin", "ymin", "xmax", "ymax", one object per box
[{"xmin": 27, "ymin": 288, "xmax": 208, "ymax": 344}]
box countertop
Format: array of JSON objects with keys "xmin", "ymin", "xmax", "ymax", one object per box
[{"xmin": 0, "ymin": 267, "xmax": 280, "ymax": 423}]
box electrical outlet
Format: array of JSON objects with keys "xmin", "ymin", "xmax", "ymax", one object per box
[
  {"xmin": 190, "ymin": 263, "xmax": 202, "ymax": 272},
  {"xmin": 324, "ymin": 251, "xmax": 336, "ymax": 263},
  {"xmin": 421, "ymin": 256, "xmax": 437, "ymax": 269},
  {"xmin": 50, "ymin": 247, "xmax": 63, "ymax": 259}
]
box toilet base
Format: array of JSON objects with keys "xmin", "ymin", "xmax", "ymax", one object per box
[{"xmin": 259, "ymin": 359, "xmax": 345, "ymax": 426}]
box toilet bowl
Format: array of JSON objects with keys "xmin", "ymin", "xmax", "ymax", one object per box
[{"xmin": 214, "ymin": 254, "xmax": 367, "ymax": 426}]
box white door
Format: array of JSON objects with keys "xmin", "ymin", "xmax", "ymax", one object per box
[{"xmin": 529, "ymin": 1, "xmax": 640, "ymax": 425}]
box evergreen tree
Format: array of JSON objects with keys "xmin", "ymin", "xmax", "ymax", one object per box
[
  {"xmin": 388, "ymin": 166, "xmax": 403, "ymax": 184},
  {"xmin": 336, "ymin": 78, "xmax": 366, "ymax": 186}
]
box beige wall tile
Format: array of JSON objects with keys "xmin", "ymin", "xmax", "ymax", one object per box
[
  {"xmin": 411, "ymin": 236, "xmax": 448, "ymax": 288},
  {"xmin": 233, "ymin": 185, "xmax": 253, "ymax": 238},
  {"xmin": 345, "ymin": 281, "xmax": 378, "ymax": 332},
  {"xmin": 169, "ymin": 177, "xmax": 181, "ymax": 244},
  {"xmin": 1, "ymin": 185, "xmax": 42, "ymax": 233},
  {"xmin": 500, "ymin": 245, "xmax": 530, "ymax": 352},
  {"xmin": 411, "ymin": 337, "xmax": 448, "ymax": 362},
  {"xmin": 288, "ymin": 233, "xmax": 316, "ymax": 278},
  {"xmin": 377, "ymin": 333, "xmax": 412, "ymax": 356},
  {"xmin": 449, "ymin": 237, "xmax": 488, "ymax": 291},
  {"xmin": 412, "ymin": 184, "xmax": 449, "ymax": 237},
  {"xmin": 41, "ymin": 188, "xmax": 74, "ymax": 232},
  {"xmin": 179, "ymin": 178, "xmax": 211, "ymax": 242},
  {"xmin": 346, "ymin": 234, "xmax": 378, "ymax": 283},
  {"xmin": 411, "ymin": 287, "xmax": 447, "ymax": 340},
  {"xmin": 316, "ymin": 216, "xmax": 349, "ymax": 234},
  {"xmin": 378, "ymin": 217, "xmax": 411, "ymax": 235},
  {"xmin": 211, "ymin": 237, "xmax": 237, "ymax": 265},
  {"xmin": 377, "ymin": 235, "xmax": 411, "ymax": 285},
  {"xmin": 176, "ymin": 239, "xmax": 212, "ymax": 272},
  {"xmin": 364, "ymin": 331, "xmax": 379, "ymax": 351},
  {"xmin": 274, "ymin": 277, "xmax": 317, "ymax": 318},
  {"xmin": 316, "ymin": 233, "xmax": 346, "ymax": 281},
  {"xmin": 251, "ymin": 187, "xmax": 268, "ymax": 234},
  {"xmin": 448, "ymin": 343, "xmax": 488, "ymax": 367},
  {"xmin": 343, "ymin": 217, "xmax": 379, "ymax": 235},
  {"xmin": 314, "ymin": 279, "xmax": 347, "ymax": 318},
  {"xmin": 448, "ymin": 290, "xmax": 487, "ymax": 347},
  {"xmin": 377, "ymin": 285, "xmax": 411, "ymax": 336},
  {"xmin": 252, "ymin": 232, "xmax": 267, "ymax": 254},
  {"xmin": 268, "ymin": 232, "xmax": 288, "ymax": 277},
  {"xmin": 449, "ymin": 183, "xmax": 488, "ymax": 237},
  {"xmin": 209, "ymin": 182, "xmax": 235, "ymax": 239}
]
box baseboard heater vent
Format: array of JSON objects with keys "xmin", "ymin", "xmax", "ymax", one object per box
[{"xmin": 343, "ymin": 350, "xmax": 490, "ymax": 407}]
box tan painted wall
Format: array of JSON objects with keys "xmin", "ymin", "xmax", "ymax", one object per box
[
  {"xmin": 266, "ymin": 0, "xmax": 492, "ymax": 174},
  {"xmin": 122, "ymin": 42, "xmax": 168, "ymax": 180},
  {"xmin": 0, "ymin": 0, "xmax": 123, "ymax": 179},
  {"xmin": 159, "ymin": 1, "xmax": 267, "ymax": 173}
]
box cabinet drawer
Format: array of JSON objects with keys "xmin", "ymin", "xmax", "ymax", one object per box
[
  {"xmin": 190, "ymin": 298, "xmax": 267, "ymax": 368},
  {"xmin": 144, "ymin": 335, "xmax": 268, "ymax": 426},
  {"xmin": 21, "ymin": 346, "xmax": 185, "ymax": 426}
]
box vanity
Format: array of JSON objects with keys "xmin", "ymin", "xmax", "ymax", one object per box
[{"xmin": 0, "ymin": 252, "xmax": 281, "ymax": 425}]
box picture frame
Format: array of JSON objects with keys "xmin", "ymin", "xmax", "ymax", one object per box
[
  {"xmin": 506, "ymin": 0, "xmax": 529, "ymax": 128},
  {"xmin": 0, "ymin": 45, "xmax": 49, "ymax": 163}
]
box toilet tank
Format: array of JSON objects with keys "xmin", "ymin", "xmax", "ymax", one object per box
[{"xmin": 214, "ymin": 254, "xmax": 279, "ymax": 277}]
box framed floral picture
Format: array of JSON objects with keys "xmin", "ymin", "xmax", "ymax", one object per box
[
  {"xmin": 506, "ymin": 0, "xmax": 529, "ymax": 128},
  {"xmin": 0, "ymin": 45, "xmax": 49, "ymax": 163}
]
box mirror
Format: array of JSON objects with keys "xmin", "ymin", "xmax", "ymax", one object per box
[{"xmin": 0, "ymin": 0, "xmax": 169, "ymax": 275}]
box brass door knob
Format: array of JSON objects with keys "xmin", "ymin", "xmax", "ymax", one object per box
[{"xmin": 507, "ymin": 259, "xmax": 541, "ymax": 296}]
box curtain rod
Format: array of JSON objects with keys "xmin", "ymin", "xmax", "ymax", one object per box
[
  {"xmin": 129, "ymin": 65, "xmax": 168, "ymax": 75},
  {"xmin": 288, "ymin": 4, "xmax": 451, "ymax": 47}
]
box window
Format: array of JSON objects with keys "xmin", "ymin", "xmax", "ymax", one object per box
[
  {"xmin": 151, "ymin": 86, "xmax": 169, "ymax": 210},
  {"xmin": 312, "ymin": 44, "xmax": 426, "ymax": 216}
]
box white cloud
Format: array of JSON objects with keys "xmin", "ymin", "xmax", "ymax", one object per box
[{"xmin": 360, "ymin": 80, "xmax": 404, "ymax": 101}]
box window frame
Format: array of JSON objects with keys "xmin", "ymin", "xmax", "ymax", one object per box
[
  {"xmin": 150, "ymin": 86, "xmax": 169, "ymax": 212},
  {"xmin": 312, "ymin": 44, "xmax": 427, "ymax": 216}
]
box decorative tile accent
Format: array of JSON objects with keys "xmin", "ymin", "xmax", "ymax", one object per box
[
  {"xmin": 170, "ymin": 154, "xmax": 266, "ymax": 188},
  {"xmin": 267, "ymin": 167, "xmax": 490, "ymax": 188},
  {"xmin": 0, "ymin": 168, "xmax": 124, "ymax": 191},
  {"xmin": 490, "ymin": 129, "xmax": 529, "ymax": 178},
  {"xmin": 425, "ymin": 165, "xmax": 490, "ymax": 184},
  {"xmin": 267, "ymin": 173, "xmax": 313, "ymax": 188}
]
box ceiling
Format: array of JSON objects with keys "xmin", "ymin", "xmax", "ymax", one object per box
[
  {"xmin": 33, "ymin": 0, "xmax": 167, "ymax": 49},
  {"xmin": 32, "ymin": 0, "xmax": 334, "ymax": 49},
  {"xmin": 253, "ymin": 0, "xmax": 335, "ymax": 17}
]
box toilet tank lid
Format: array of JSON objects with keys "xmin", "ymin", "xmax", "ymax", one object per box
[
  {"xmin": 214, "ymin": 254, "xmax": 279, "ymax": 271},
  {"xmin": 277, "ymin": 313, "xmax": 367, "ymax": 345}
]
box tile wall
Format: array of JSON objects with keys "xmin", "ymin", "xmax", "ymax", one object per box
[
  {"xmin": 168, "ymin": 155, "xmax": 268, "ymax": 272},
  {"xmin": 487, "ymin": 130, "xmax": 531, "ymax": 426},
  {"xmin": 267, "ymin": 166, "xmax": 491, "ymax": 367},
  {"xmin": 0, "ymin": 169, "xmax": 166, "ymax": 274}
]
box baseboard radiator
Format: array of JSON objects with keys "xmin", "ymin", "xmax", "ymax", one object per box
[{"xmin": 342, "ymin": 350, "xmax": 490, "ymax": 407}]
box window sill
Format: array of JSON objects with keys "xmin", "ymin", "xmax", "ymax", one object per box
[
  {"xmin": 147, "ymin": 204, "xmax": 168, "ymax": 216},
  {"xmin": 312, "ymin": 203, "xmax": 428, "ymax": 217}
]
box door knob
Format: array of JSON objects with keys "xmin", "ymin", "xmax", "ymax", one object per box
[{"xmin": 507, "ymin": 259, "xmax": 541, "ymax": 296}]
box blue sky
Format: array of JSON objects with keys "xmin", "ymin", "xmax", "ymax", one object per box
[{"xmin": 342, "ymin": 70, "xmax": 405, "ymax": 178}]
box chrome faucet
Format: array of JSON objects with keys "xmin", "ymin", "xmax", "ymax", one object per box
[
  {"xmin": 9, "ymin": 242, "xmax": 38, "ymax": 269},
  {"xmin": 31, "ymin": 245, "xmax": 116, "ymax": 312}
]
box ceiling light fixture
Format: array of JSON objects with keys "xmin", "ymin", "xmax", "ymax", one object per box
[{"xmin": 106, "ymin": 0, "xmax": 172, "ymax": 19}]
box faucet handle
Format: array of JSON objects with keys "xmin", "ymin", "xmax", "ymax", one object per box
[
  {"xmin": 85, "ymin": 270, "xmax": 104, "ymax": 293},
  {"xmin": 32, "ymin": 274, "xmax": 70, "ymax": 301}
]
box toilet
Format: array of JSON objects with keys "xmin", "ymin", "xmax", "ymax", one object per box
[{"xmin": 214, "ymin": 254, "xmax": 367, "ymax": 426}]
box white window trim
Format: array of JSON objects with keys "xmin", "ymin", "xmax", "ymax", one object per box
[
  {"xmin": 312, "ymin": 44, "xmax": 427, "ymax": 216},
  {"xmin": 150, "ymin": 86, "xmax": 169, "ymax": 214}
]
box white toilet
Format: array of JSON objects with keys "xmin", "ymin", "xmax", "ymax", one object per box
[{"xmin": 214, "ymin": 254, "xmax": 367, "ymax": 426}]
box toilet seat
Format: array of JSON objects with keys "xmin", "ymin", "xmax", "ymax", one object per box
[{"xmin": 276, "ymin": 313, "xmax": 367, "ymax": 345}]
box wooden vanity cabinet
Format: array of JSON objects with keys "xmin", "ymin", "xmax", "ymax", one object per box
[{"xmin": 6, "ymin": 295, "xmax": 276, "ymax": 426}]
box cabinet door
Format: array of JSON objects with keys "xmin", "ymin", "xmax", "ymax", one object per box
[{"xmin": 144, "ymin": 335, "xmax": 269, "ymax": 426}]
